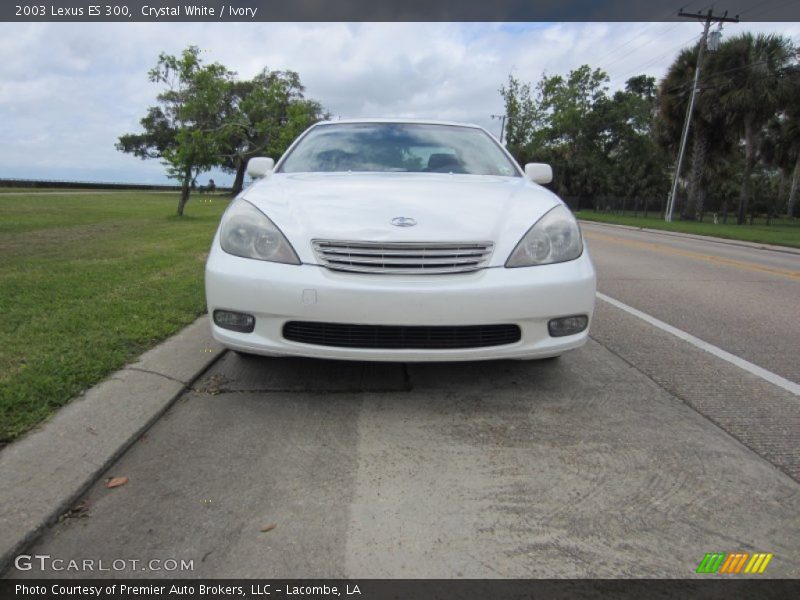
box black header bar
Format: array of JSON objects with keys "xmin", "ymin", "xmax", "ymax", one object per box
[{"xmin": 3, "ymin": 0, "xmax": 800, "ymax": 23}]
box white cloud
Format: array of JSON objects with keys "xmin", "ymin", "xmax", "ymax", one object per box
[{"xmin": 1, "ymin": 21, "xmax": 798, "ymax": 184}]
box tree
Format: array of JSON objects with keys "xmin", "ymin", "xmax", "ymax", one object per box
[
  {"xmin": 656, "ymin": 45, "xmax": 736, "ymax": 220},
  {"xmin": 775, "ymin": 66, "xmax": 800, "ymax": 217},
  {"xmin": 710, "ymin": 33, "xmax": 795, "ymax": 224},
  {"xmin": 786, "ymin": 120, "xmax": 800, "ymax": 218},
  {"xmin": 528, "ymin": 66, "xmax": 613, "ymax": 201},
  {"xmin": 761, "ymin": 115, "xmax": 796, "ymax": 217},
  {"xmin": 499, "ymin": 74, "xmax": 542, "ymax": 163},
  {"xmin": 605, "ymin": 76, "xmax": 670, "ymax": 209},
  {"xmin": 117, "ymin": 46, "xmax": 235, "ymax": 216},
  {"xmin": 221, "ymin": 69, "xmax": 327, "ymax": 196},
  {"xmin": 500, "ymin": 66, "xmax": 670, "ymax": 209}
]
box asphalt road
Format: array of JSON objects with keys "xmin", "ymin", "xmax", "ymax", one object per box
[
  {"xmin": 582, "ymin": 222, "xmax": 800, "ymax": 384},
  {"xmin": 9, "ymin": 224, "xmax": 800, "ymax": 579}
]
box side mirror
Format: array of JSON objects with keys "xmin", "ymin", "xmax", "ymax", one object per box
[
  {"xmin": 247, "ymin": 157, "xmax": 275, "ymax": 179},
  {"xmin": 524, "ymin": 163, "xmax": 553, "ymax": 184}
]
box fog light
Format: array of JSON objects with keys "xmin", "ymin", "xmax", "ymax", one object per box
[
  {"xmin": 548, "ymin": 315, "xmax": 588, "ymax": 337},
  {"xmin": 213, "ymin": 310, "xmax": 255, "ymax": 333}
]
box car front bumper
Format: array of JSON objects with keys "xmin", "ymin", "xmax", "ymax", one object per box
[{"xmin": 205, "ymin": 250, "xmax": 596, "ymax": 362}]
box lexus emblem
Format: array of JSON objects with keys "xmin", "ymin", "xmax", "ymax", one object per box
[{"xmin": 391, "ymin": 217, "xmax": 417, "ymax": 227}]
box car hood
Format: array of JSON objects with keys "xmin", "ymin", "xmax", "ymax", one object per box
[{"xmin": 241, "ymin": 172, "xmax": 563, "ymax": 266}]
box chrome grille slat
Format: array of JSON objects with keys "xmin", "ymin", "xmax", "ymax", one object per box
[
  {"xmin": 318, "ymin": 248, "xmax": 490, "ymax": 257},
  {"xmin": 319, "ymin": 264, "xmax": 484, "ymax": 275},
  {"xmin": 312, "ymin": 240, "xmax": 493, "ymax": 275},
  {"xmin": 326, "ymin": 256, "xmax": 485, "ymax": 266}
]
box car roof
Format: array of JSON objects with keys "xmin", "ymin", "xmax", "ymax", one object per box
[{"xmin": 314, "ymin": 118, "xmax": 484, "ymax": 129}]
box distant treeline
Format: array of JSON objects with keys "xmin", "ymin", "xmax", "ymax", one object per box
[
  {"xmin": 501, "ymin": 32, "xmax": 800, "ymax": 224},
  {"xmin": 0, "ymin": 178, "xmax": 231, "ymax": 192}
]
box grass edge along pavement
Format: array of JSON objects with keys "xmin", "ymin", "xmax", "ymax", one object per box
[
  {"xmin": 0, "ymin": 190, "xmax": 228, "ymax": 444},
  {"xmin": 577, "ymin": 211, "xmax": 800, "ymax": 249},
  {"xmin": 0, "ymin": 316, "xmax": 224, "ymax": 575}
]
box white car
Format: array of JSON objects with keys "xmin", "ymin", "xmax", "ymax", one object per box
[{"xmin": 205, "ymin": 119, "xmax": 596, "ymax": 361}]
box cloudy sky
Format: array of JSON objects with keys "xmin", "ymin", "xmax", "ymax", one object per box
[{"xmin": 1, "ymin": 17, "xmax": 799, "ymax": 185}]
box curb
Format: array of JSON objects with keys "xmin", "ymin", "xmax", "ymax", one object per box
[
  {"xmin": 578, "ymin": 219, "xmax": 800, "ymax": 256},
  {"xmin": 0, "ymin": 316, "xmax": 225, "ymax": 574}
]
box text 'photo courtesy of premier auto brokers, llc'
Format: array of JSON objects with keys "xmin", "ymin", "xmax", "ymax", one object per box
[{"xmin": 1, "ymin": 0, "xmax": 800, "ymax": 598}]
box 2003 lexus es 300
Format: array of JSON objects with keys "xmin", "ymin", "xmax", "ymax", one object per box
[{"xmin": 205, "ymin": 119, "xmax": 596, "ymax": 361}]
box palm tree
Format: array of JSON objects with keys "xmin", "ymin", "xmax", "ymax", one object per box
[
  {"xmin": 657, "ymin": 45, "xmax": 731, "ymax": 220},
  {"xmin": 779, "ymin": 66, "xmax": 800, "ymax": 218},
  {"xmin": 761, "ymin": 110, "xmax": 800, "ymax": 217},
  {"xmin": 709, "ymin": 33, "xmax": 795, "ymax": 224}
]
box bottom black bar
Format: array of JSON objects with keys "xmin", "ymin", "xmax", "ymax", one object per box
[{"xmin": 3, "ymin": 580, "xmax": 800, "ymax": 600}]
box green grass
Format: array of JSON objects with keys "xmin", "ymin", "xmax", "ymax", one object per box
[
  {"xmin": 0, "ymin": 191, "xmax": 228, "ymax": 443},
  {"xmin": 577, "ymin": 211, "xmax": 800, "ymax": 249}
]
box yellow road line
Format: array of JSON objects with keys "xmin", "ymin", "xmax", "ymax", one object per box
[{"xmin": 584, "ymin": 231, "xmax": 800, "ymax": 280}]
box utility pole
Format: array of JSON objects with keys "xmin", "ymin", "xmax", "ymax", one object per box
[
  {"xmin": 665, "ymin": 8, "xmax": 739, "ymax": 223},
  {"xmin": 491, "ymin": 114, "xmax": 507, "ymax": 143}
]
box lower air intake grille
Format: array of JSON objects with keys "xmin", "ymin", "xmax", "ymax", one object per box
[{"xmin": 283, "ymin": 322, "xmax": 521, "ymax": 350}]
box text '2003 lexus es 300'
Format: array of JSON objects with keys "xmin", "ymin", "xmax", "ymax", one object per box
[{"xmin": 205, "ymin": 119, "xmax": 596, "ymax": 361}]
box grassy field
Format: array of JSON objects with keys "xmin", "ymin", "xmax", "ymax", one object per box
[
  {"xmin": 0, "ymin": 191, "xmax": 228, "ymax": 443},
  {"xmin": 577, "ymin": 211, "xmax": 800, "ymax": 249}
]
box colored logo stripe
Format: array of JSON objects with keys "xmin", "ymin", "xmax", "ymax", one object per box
[
  {"xmin": 697, "ymin": 552, "xmax": 773, "ymax": 574},
  {"xmin": 697, "ymin": 553, "xmax": 726, "ymax": 574},
  {"xmin": 744, "ymin": 553, "xmax": 774, "ymax": 574},
  {"xmin": 719, "ymin": 553, "xmax": 748, "ymax": 574}
]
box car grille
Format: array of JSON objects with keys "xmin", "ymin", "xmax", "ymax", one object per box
[
  {"xmin": 311, "ymin": 240, "xmax": 494, "ymax": 274},
  {"xmin": 283, "ymin": 322, "xmax": 521, "ymax": 350}
]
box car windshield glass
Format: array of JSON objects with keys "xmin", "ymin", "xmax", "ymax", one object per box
[{"xmin": 277, "ymin": 123, "xmax": 520, "ymax": 176}]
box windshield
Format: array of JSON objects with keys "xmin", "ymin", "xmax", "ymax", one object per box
[{"xmin": 277, "ymin": 123, "xmax": 521, "ymax": 177}]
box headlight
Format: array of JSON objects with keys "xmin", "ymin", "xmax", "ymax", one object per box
[
  {"xmin": 505, "ymin": 204, "xmax": 583, "ymax": 267},
  {"xmin": 219, "ymin": 199, "xmax": 300, "ymax": 264}
]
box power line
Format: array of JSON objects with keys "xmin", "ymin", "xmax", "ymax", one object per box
[
  {"xmin": 658, "ymin": 29, "xmax": 799, "ymax": 97},
  {"xmin": 614, "ymin": 32, "xmax": 703, "ymax": 81},
  {"xmin": 590, "ymin": 2, "xmax": 710, "ymax": 68},
  {"xmin": 590, "ymin": 3, "xmax": 730, "ymax": 85},
  {"xmin": 604, "ymin": 23, "xmax": 686, "ymax": 70},
  {"xmin": 592, "ymin": 23, "xmax": 666, "ymax": 66},
  {"xmin": 661, "ymin": 58, "xmax": 787, "ymax": 97}
]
